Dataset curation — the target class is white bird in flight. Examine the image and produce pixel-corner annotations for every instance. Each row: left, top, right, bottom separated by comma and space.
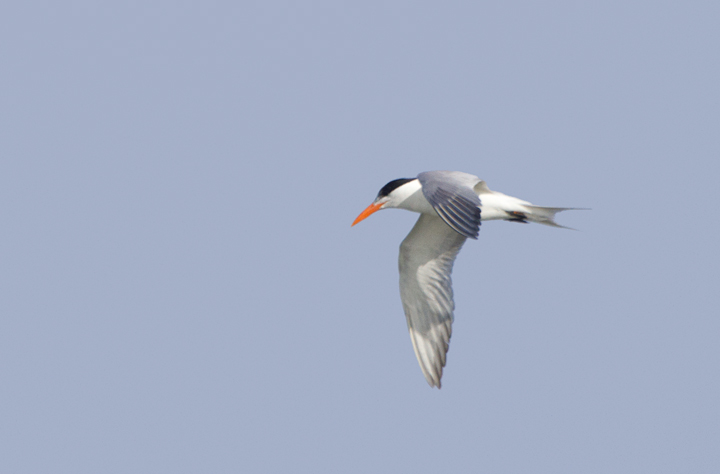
352, 170, 577, 388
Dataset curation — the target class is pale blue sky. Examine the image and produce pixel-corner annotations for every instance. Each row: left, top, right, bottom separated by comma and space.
1, 1, 719, 473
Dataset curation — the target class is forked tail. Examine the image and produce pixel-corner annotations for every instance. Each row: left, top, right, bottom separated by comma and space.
521, 205, 585, 229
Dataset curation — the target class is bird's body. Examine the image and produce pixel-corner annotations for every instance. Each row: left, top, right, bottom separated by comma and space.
353, 171, 576, 388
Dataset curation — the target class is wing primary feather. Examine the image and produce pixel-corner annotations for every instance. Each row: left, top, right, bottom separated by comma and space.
417, 171, 482, 239
442, 199, 475, 223
435, 205, 478, 239
442, 202, 477, 233
434, 207, 467, 237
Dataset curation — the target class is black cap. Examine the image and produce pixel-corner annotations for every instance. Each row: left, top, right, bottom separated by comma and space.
377, 178, 414, 198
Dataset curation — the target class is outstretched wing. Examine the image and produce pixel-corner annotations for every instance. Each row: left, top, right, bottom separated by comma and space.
399, 213, 467, 388
417, 171, 482, 239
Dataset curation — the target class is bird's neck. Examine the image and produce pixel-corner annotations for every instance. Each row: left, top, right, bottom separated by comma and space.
392, 180, 435, 214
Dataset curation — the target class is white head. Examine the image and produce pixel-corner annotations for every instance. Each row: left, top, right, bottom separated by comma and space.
352, 178, 420, 225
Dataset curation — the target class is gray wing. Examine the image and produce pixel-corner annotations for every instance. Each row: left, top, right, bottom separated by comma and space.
399, 213, 467, 388
417, 171, 482, 239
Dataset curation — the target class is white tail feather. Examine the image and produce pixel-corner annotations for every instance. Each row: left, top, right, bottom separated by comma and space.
523, 205, 584, 229
473, 181, 586, 228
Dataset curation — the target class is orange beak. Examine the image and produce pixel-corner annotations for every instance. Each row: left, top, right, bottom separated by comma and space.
352, 202, 383, 226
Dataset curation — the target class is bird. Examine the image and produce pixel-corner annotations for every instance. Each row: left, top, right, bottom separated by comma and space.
352, 170, 578, 388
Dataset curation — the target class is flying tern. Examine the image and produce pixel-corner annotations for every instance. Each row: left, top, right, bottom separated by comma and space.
352, 170, 577, 388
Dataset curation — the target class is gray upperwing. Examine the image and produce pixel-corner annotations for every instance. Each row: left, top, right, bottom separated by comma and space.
417, 171, 482, 239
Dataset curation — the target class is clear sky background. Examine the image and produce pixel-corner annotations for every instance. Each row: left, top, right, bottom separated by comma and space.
2, 1, 719, 473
